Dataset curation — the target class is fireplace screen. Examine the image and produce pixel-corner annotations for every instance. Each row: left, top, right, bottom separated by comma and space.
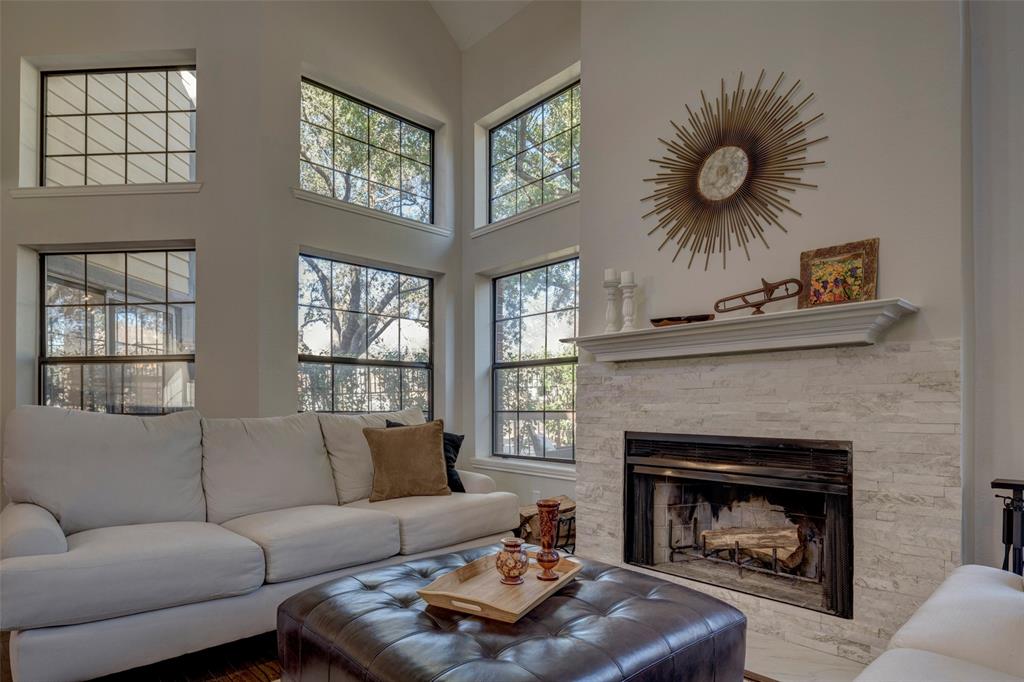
624, 432, 853, 618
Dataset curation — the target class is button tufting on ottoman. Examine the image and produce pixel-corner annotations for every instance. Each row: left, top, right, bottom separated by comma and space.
278, 545, 746, 681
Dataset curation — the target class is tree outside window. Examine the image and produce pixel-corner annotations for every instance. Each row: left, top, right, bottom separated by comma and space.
493, 258, 578, 461
297, 254, 432, 417
489, 83, 580, 222
299, 79, 433, 224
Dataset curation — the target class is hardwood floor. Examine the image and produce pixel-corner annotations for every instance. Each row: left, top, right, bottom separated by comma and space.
0, 633, 8, 682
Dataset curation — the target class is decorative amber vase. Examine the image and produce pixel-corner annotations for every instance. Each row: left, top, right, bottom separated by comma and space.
535, 498, 561, 581
495, 537, 529, 585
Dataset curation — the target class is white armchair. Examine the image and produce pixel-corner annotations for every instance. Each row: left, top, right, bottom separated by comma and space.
856, 564, 1024, 681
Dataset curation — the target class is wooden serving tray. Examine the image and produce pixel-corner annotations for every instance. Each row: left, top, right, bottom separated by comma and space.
417, 551, 583, 623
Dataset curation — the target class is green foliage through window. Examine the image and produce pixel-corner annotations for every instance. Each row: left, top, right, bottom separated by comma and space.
299, 79, 433, 224
40, 250, 197, 414
489, 82, 580, 223
297, 254, 432, 417
493, 258, 578, 460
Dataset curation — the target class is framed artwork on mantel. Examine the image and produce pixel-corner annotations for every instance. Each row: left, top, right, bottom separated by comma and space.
799, 238, 879, 308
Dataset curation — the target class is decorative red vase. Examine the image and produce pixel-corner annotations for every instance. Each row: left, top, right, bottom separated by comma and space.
495, 537, 529, 585
535, 498, 561, 581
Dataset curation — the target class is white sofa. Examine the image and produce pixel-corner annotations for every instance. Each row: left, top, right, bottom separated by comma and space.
0, 406, 519, 682
856, 564, 1024, 682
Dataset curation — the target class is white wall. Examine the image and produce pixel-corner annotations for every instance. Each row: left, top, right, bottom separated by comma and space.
579, 1, 964, 343
0, 0, 586, 509
970, 0, 1024, 568
457, 1, 581, 501
576, 0, 973, 574
0, 1, 462, 416
0, 2, 462, 496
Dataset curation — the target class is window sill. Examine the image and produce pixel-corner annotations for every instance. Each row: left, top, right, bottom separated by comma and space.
473, 456, 577, 482
292, 187, 453, 238
472, 193, 580, 239
9, 182, 203, 198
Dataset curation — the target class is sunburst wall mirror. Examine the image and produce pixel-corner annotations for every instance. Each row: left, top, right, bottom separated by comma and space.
642, 71, 827, 269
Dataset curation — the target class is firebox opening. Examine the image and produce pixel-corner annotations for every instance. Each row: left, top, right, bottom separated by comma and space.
624, 432, 853, 619
653, 480, 828, 611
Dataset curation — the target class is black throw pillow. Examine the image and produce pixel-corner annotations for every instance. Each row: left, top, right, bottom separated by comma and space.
386, 420, 466, 493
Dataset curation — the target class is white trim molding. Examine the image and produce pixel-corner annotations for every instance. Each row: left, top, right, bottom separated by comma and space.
473, 457, 577, 482
571, 298, 919, 363
472, 193, 580, 239
10, 182, 203, 199
292, 187, 453, 237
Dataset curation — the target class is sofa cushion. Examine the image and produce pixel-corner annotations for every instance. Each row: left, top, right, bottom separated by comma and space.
0, 522, 264, 630
365, 420, 450, 502
889, 564, 1024, 677
856, 648, 1024, 682
202, 412, 338, 524
346, 492, 519, 554
222, 505, 400, 583
3, 406, 204, 534
319, 408, 425, 503
387, 420, 465, 493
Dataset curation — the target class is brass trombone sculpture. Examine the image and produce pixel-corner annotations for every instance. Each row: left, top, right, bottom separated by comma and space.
713, 278, 804, 316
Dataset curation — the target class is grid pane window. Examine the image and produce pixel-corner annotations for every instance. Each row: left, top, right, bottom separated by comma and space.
297, 254, 432, 417
42, 68, 197, 186
489, 82, 580, 223
493, 258, 578, 461
40, 250, 196, 414
299, 79, 433, 225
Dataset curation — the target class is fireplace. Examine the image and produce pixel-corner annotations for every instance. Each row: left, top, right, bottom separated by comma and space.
624, 431, 853, 618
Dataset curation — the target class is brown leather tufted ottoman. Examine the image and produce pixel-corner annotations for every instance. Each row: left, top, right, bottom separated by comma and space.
277, 545, 747, 681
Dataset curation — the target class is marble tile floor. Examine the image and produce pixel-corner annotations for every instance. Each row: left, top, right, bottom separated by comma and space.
746, 630, 866, 682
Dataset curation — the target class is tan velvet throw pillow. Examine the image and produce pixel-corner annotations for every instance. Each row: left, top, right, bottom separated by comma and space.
363, 420, 451, 502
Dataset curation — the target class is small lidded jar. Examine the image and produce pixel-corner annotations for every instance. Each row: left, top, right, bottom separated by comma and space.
495, 537, 529, 585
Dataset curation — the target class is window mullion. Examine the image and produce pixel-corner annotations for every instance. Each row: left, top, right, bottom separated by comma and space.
164, 70, 170, 182
331, 91, 337, 195
123, 71, 128, 184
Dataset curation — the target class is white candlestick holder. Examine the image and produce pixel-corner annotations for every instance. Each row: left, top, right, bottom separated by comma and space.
603, 277, 621, 333
619, 281, 638, 331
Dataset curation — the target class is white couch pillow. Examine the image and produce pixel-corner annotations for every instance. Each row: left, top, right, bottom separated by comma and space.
3, 406, 205, 534
318, 408, 425, 503
202, 412, 338, 523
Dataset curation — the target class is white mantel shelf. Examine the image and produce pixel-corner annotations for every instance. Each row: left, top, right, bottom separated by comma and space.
571, 298, 918, 363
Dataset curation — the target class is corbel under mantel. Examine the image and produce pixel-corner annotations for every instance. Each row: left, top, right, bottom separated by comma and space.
569, 298, 919, 363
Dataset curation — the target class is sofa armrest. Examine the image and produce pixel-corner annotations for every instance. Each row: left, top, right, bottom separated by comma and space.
457, 469, 497, 494
0, 503, 68, 559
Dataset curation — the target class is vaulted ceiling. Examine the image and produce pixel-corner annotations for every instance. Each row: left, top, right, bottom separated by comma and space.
429, 0, 530, 51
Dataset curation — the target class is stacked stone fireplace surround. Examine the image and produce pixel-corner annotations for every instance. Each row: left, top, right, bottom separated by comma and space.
574, 339, 961, 664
